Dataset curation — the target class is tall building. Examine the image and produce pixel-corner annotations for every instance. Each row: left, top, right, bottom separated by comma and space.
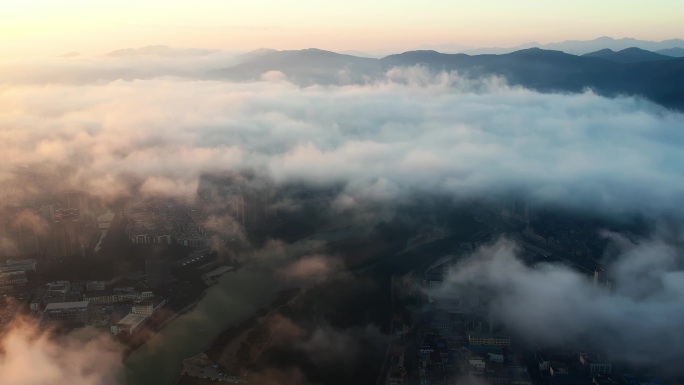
39, 205, 55, 222
592, 268, 604, 288
145, 256, 171, 289
48, 220, 83, 258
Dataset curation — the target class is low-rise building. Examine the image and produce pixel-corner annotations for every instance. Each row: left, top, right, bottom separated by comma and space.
509, 369, 533, 385
176, 233, 208, 250
488, 353, 504, 363
132, 301, 153, 316
111, 313, 147, 335
83, 290, 114, 305
468, 333, 511, 347
31, 290, 72, 311
486, 362, 510, 385
84, 290, 153, 305
86, 281, 106, 292
30, 290, 45, 311
0, 271, 27, 286
46, 281, 70, 299
0, 259, 37, 273
550, 362, 570, 376
43, 301, 90, 326
578, 353, 611, 375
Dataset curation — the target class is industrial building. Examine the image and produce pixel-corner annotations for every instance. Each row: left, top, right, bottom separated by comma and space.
111, 313, 147, 335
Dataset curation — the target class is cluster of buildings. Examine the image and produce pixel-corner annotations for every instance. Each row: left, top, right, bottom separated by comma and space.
124, 199, 210, 250
42, 301, 90, 327
29, 279, 166, 334
536, 350, 615, 385
0, 270, 28, 286
82, 285, 154, 305
473, 197, 611, 273
29, 280, 92, 327
0, 258, 35, 296
197, 175, 283, 229
0, 259, 36, 327
0, 191, 97, 260
591, 269, 614, 291
124, 182, 340, 252
411, 310, 529, 385
0, 258, 38, 273
384, 260, 532, 385
407, 300, 623, 385
401, 238, 637, 385
110, 298, 167, 336
182, 353, 247, 383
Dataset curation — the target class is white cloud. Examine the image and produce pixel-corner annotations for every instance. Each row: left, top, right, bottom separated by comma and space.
435, 234, 684, 369
1, 68, 682, 216
0, 319, 124, 385
1, 56, 683, 382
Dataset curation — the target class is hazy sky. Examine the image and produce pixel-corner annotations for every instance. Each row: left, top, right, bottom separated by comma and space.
2, 0, 683, 57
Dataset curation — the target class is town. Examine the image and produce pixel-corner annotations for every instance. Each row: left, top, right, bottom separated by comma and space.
0, 179, 668, 385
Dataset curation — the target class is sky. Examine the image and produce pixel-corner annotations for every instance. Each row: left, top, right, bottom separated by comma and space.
2, 0, 684, 57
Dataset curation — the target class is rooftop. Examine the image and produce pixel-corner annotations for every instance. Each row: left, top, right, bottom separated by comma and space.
84, 290, 111, 297
469, 333, 510, 339
117, 313, 147, 328
45, 301, 90, 310
0, 271, 26, 277
6, 259, 37, 265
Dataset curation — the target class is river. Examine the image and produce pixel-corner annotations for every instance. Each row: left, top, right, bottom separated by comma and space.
123, 226, 369, 385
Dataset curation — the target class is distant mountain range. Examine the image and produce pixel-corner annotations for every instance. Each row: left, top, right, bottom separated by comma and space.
657, 47, 684, 58
209, 47, 684, 110
449, 37, 684, 56
310, 38, 684, 58
582, 47, 674, 63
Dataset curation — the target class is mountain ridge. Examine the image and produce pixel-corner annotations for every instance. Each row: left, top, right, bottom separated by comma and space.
582, 47, 674, 63
210, 47, 684, 111
461, 37, 684, 55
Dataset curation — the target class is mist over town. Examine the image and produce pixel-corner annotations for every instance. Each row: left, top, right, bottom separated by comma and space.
1, 2, 684, 385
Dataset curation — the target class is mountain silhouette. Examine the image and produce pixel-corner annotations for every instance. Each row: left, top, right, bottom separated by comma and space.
657, 47, 684, 58
211, 48, 684, 110
210, 48, 381, 85
463, 37, 684, 55
583, 48, 674, 63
